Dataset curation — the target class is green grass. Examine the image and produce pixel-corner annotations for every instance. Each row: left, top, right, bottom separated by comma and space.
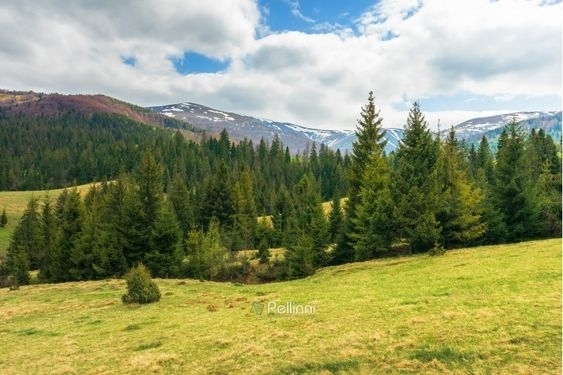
0, 238, 560, 374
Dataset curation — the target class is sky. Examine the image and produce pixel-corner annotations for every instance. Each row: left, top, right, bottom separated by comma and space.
0, 0, 561, 130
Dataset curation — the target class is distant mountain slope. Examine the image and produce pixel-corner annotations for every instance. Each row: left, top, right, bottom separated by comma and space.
0, 89, 195, 134
0, 90, 201, 190
443, 111, 562, 147
150, 102, 403, 154
152, 102, 560, 155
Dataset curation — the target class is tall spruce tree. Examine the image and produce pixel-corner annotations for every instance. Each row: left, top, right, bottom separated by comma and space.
291, 173, 329, 267
145, 202, 183, 278
6, 196, 42, 274
334, 91, 386, 264
52, 188, 84, 282
435, 128, 485, 248
135, 150, 164, 233
39, 196, 57, 282
328, 196, 344, 244
392, 102, 440, 252
472, 136, 507, 244
232, 168, 258, 250
494, 120, 541, 242
351, 151, 393, 260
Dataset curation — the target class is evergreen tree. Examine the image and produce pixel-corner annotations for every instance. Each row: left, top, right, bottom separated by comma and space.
335, 91, 386, 264
232, 168, 257, 250
52, 188, 84, 282
494, 120, 541, 242
435, 128, 485, 248
271, 185, 294, 248
392, 102, 441, 252
135, 150, 164, 233
285, 232, 316, 279
39, 196, 57, 282
291, 173, 329, 267
144, 202, 183, 278
351, 152, 393, 260
183, 219, 228, 280
5, 244, 30, 287
472, 136, 507, 244
328, 196, 344, 243
169, 173, 194, 236
6, 196, 42, 272
257, 236, 270, 264
0, 208, 7, 227
536, 159, 562, 237
200, 161, 234, 230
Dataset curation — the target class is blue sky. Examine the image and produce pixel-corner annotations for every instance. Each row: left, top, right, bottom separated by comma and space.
0, 0, 561, 130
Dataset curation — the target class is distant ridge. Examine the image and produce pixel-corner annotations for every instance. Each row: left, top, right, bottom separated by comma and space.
151, 101, 561, 154
150, 101, 404, 154
0, 89, 194, 133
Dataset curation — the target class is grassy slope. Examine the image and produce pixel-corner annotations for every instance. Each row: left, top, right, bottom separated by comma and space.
0, 183, 97, 254
0, 239, 560, 374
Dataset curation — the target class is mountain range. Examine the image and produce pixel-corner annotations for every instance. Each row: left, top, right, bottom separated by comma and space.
1, 89, 560, 154
151, 102, 561, 154
150, 102, 406, 154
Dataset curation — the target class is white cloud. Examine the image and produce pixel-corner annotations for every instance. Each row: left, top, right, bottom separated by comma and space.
286, 0, 316, 24
0, 0, 560, 131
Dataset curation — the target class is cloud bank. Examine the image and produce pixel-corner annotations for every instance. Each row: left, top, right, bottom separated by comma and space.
0, 0, 560, 129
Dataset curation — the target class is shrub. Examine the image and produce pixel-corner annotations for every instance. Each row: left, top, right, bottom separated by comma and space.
429, 242, 446, 256
121, 264, 161, 304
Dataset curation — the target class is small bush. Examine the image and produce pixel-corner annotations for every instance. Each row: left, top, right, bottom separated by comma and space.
121, 264, 161, 304
429, 242, 446, 256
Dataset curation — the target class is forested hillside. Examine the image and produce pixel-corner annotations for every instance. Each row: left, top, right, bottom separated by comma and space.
0, 92, 560, 287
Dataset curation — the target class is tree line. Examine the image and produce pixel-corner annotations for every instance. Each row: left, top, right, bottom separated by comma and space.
0, 93, 560, 285
334, 92, 561, 264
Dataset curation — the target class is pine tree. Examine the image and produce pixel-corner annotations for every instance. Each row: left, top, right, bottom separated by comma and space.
435, 128, 485, 248
200, 161, 234, 230
6, 196, 42, 274
328, 196, 344, 243
144, 202, 183, 278
38, 196, 57, 281
392, 102, 441, 252
232, 168, 257, 250
271, 185, 294, 248
0, 208, 7, 228
334, 91, 386, 264
52, 188, 84, 282
169, 173, 194, 236
291, 173, 329, 267
471, 136, 507, 244
257, 236, 270, 264
135, 150, 163, 233
494, 120, 541, 242
351, 151, 393, 260
536, 159, 562, 237
285, 232, 316, 279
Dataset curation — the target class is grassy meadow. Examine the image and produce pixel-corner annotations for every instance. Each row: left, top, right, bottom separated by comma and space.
0, 238, 560, 374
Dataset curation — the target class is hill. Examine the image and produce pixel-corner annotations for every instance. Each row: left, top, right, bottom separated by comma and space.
0, 90, 204, 191
0, 90, 192, 131
0, 239, 560, 374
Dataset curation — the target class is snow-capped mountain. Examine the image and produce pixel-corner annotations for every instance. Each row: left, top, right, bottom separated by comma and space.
150, 102, 402, 154
150, 102, 561, 154
443, 111, 562, 145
